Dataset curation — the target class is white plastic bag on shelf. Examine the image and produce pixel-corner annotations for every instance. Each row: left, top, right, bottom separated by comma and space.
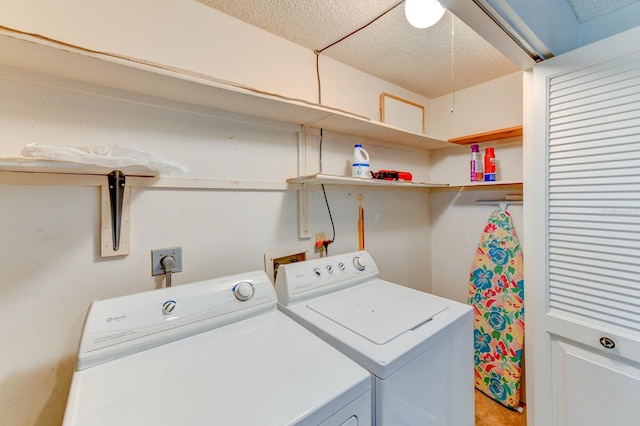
21, 143, 192, 175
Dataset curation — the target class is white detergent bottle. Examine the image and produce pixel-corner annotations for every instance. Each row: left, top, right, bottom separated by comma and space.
352, 144, 370, 178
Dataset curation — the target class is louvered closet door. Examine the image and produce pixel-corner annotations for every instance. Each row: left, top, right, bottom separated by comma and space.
532, 27, 640, 426
548, 52, 640, 336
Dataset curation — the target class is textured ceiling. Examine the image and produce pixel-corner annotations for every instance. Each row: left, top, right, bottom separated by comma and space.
567, 0, 640, 22
197, 0, 519, 99
195, 1, 640, 98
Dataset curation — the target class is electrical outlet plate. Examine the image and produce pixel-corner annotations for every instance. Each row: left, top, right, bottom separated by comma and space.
264, 247, 308, 284
315, 232, 326, 253
151, 247, 183, 276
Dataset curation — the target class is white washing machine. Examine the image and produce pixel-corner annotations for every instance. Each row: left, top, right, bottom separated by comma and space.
63, 270, 372, 426
275, 251, 474, 425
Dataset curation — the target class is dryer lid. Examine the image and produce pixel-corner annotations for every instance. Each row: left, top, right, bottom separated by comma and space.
306, 280, 448, 345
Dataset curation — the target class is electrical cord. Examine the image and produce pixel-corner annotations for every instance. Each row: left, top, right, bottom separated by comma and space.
314, 0, 405, 104
319, 128, 324, 172
160, 255, 175, 287
322, 183, 336, 256
313, 1, 405, 253
319, 128, 335, 255
315, 53, 322, 105
450, 14, 456, 114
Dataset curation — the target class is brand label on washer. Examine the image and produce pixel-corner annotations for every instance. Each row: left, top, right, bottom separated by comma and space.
106, 315, 127, 323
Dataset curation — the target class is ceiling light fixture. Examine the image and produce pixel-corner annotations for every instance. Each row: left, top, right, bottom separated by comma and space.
405, 0, 446, 29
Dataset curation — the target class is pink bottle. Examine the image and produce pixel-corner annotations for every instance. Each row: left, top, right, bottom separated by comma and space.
470, 144, 483, 182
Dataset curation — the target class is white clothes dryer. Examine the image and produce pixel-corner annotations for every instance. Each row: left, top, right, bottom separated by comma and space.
63, 270, 372, 426
275, 251, 473, 426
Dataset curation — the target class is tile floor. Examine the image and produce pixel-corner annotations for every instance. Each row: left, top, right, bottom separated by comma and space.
475, 390, 526, 426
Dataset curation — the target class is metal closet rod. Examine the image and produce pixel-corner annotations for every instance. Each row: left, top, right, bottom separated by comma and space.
476, 200, 523, 210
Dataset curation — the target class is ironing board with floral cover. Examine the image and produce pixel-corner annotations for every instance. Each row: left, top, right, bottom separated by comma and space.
468, 209, 524, 409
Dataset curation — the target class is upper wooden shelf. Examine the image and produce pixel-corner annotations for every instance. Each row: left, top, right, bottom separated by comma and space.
0, 28, 451, 151
448, 126, 523, 145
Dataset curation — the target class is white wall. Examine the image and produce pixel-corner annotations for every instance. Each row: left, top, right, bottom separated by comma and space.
0, 1, 435, 425
428, 72, 525, 402
428, 72, 523, 304
430, 72, 523, 140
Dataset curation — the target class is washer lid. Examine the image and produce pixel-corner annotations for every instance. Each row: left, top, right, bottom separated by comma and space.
306, 281, 448, 345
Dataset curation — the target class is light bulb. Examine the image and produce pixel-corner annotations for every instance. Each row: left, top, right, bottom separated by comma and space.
405, 0, 446, 29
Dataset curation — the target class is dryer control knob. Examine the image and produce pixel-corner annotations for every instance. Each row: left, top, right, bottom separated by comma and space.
233, 281, 255, 301
162, 300, 177, 315
353, 256, 365, 271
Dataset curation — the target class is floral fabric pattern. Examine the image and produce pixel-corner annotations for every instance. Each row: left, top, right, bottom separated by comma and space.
469, 209, 524, 409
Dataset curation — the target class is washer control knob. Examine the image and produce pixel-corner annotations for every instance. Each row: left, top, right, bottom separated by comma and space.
338, 262, 346, 271
233, 281, 255, 301
162, 300, 177, 315
353, 256, 365, 271
313, 267, 322, 277
326, 265, 334, 274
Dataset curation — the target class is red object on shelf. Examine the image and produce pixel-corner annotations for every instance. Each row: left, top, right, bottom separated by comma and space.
371, 170, 413, 181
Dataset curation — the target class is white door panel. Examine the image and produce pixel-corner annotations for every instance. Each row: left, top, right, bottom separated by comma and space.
551, 336, 640, 426
546, 314, 640, 365
531, 25, 640, 426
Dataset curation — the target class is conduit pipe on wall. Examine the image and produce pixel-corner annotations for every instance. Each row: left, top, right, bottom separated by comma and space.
296, 114, 334, 239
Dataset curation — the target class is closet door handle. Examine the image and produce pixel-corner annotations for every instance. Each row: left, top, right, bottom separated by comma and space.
599, 337, 616, 349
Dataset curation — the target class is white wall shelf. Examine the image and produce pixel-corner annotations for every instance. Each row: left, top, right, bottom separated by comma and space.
0, 30, 524, 193
287, 173, 449, 189
0, 29, 451, 151
286, 174, 522, 192
0, 28, 522, 246
438, 180, 523, 191
0, 170, 297, 191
